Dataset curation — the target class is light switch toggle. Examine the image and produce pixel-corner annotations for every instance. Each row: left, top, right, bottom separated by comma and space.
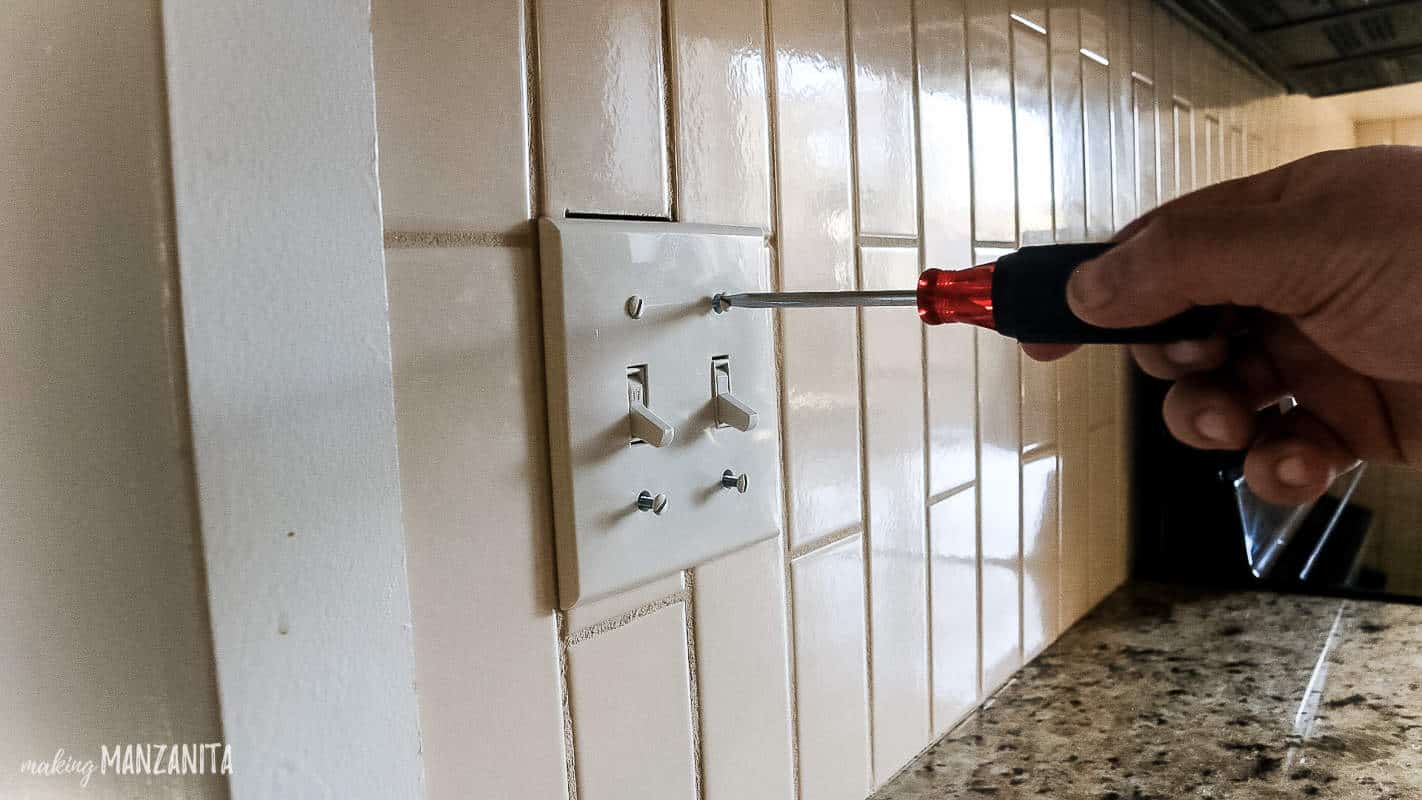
628, 366, 674, 447
712, 356, 757, 432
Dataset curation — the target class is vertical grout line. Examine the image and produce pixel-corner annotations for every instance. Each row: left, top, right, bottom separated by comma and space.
1007, 10, 1027, 677
842, 0, 876, 782
760, 2, 802, 797
907, 0, 935, 739
524, 0, 545, 219
556, 611, 580, 800
660, 0, 680, 221
960, 0, 984, 710
683, 569, 706, 800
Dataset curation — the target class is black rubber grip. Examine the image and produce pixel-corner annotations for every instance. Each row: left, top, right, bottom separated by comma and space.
990, 243, 1220, 344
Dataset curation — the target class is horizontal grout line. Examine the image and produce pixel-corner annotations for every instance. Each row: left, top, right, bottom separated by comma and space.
859, 234, 919, 249
384, 230, 533, 249
1079, 47, 1109, 67
564, 588, 689, 646
973, 240, 1017, 250
788, 526, 862, 563
1131, 71, 1154, 86
1009, 13, 1047, 36
927, 480, 976, 508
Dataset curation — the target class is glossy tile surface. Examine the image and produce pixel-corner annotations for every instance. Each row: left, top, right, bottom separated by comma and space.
567, 605, 697, 800
976, 328, 1021, 691
1021, 351, 1057, 454
771, 0, 863, 549
373, 0, 530, 234
929, 487, 979, 735
1152, 7, 1176, 202
1012, 19, 1052, 246
1049, 1, 1086, 243
1020, 451, 1059, 656
966, 0, 1016, 243
536, 0, 669, 217
861, 247, 930, 782
792, 536, 873, 800
387, 247, 566, 800
1082, 57, 1113, 239
851, 0, 918, 236
1088, 422, 1123, 604
670, 0, 772, 227
1056, 350, 1092, 628
1107, 0, 1136, 228
694, 539, 796, 800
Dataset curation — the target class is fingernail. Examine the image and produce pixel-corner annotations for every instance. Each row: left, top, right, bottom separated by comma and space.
1194, 410, 1230, 443
1165, 340, 1208, 365
1276, 455, 1312, 487
1069, 261, 1116, 309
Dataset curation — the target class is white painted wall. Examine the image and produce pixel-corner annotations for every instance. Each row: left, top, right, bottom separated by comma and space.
0, 2, 227, 797
161, 2, 426, 798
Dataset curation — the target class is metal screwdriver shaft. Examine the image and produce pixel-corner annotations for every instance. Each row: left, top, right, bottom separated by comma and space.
712, 290, 917, 313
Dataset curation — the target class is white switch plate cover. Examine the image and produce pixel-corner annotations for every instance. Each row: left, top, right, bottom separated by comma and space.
539, 218, 782, 608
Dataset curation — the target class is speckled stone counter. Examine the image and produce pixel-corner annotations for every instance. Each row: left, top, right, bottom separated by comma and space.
874, 584, 1422, 800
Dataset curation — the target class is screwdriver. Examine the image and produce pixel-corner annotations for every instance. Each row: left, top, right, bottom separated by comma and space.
713, 242, 1218, 344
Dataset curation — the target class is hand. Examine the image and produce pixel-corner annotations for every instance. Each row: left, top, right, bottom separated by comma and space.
1024, 146, 1422, 505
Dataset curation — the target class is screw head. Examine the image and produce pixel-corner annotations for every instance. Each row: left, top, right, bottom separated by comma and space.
625, 295, 645, 319
637, 490, 669, 514
721, 469, 749, 494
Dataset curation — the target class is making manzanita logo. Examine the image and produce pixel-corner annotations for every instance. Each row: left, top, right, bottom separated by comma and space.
20, 743, 231, 788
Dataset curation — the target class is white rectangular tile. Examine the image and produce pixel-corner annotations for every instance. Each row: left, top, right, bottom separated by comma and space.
694, 539, 795, 800
1022, 352, 1057, 453
1013, 19, 1052, 246
1134, 75, 1159, 213
861, 247, 930, 782
1021, 451, 1060, 656
1049, 1, 1086, 243
1080, 0, 1107, 56
1088, 345, 1121, 428
966, 0, 1016, 243
568, 605, 697, 800
1107, 0, 1136, 228
930, 488, 980, 735
1082, 56, 1113, 240
1088, 423, 1124, 605
791, 536, 872, 800
670, 0, 773, 228
536, 0, 669, 217
1057, 350, 1092, 627
387, 246, 566, 800
851, 0, 918, 236
1153, 7, 1176, 202
373, 0, 530, 234
976, 330, 1021, 692
771, 0, 863, 549
918, 0, 977, 497
566, 572, 685, 634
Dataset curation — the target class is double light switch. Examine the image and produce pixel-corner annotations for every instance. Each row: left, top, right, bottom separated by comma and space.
539, 218, 781, 608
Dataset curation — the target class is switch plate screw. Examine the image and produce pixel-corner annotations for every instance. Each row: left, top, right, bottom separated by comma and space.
720, 470, 749, 494
636, 490, 668, 514
625, 295, 645, 319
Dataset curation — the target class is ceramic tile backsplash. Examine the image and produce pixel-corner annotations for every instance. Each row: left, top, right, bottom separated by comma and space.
372, 1, 1355, 797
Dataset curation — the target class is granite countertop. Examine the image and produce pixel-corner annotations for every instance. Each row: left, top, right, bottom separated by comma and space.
875, 583, 1422, 799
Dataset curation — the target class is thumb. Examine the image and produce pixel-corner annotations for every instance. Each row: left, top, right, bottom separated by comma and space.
1066, 203, 1324, 329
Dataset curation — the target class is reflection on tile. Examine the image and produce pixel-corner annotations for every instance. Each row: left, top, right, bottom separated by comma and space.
1057, 350, 1092, 627
1083, 57, 1113, 240
861, 247, 930, 781
977, 330, 1021, 692
966, 0, 1016, 243
1022, 451, 1060, 656
670, 0, 772, 228
567, 606, 697, 800
387, 247, 566, 800
536, 0, 669, 217
1012, 20, 1052, 246
791, 536, 872, 800
851, 0, 918, 236
930, 488, 979, 735
373, 0, 531, 233
694, 539, 795, 800
771, 0, 862, 549
565, 572, 684, 634
1049, 2, 1086, 243
1021, 351, 1056, 453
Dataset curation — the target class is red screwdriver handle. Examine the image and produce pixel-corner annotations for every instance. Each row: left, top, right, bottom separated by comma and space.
917, 243, 1220, 344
